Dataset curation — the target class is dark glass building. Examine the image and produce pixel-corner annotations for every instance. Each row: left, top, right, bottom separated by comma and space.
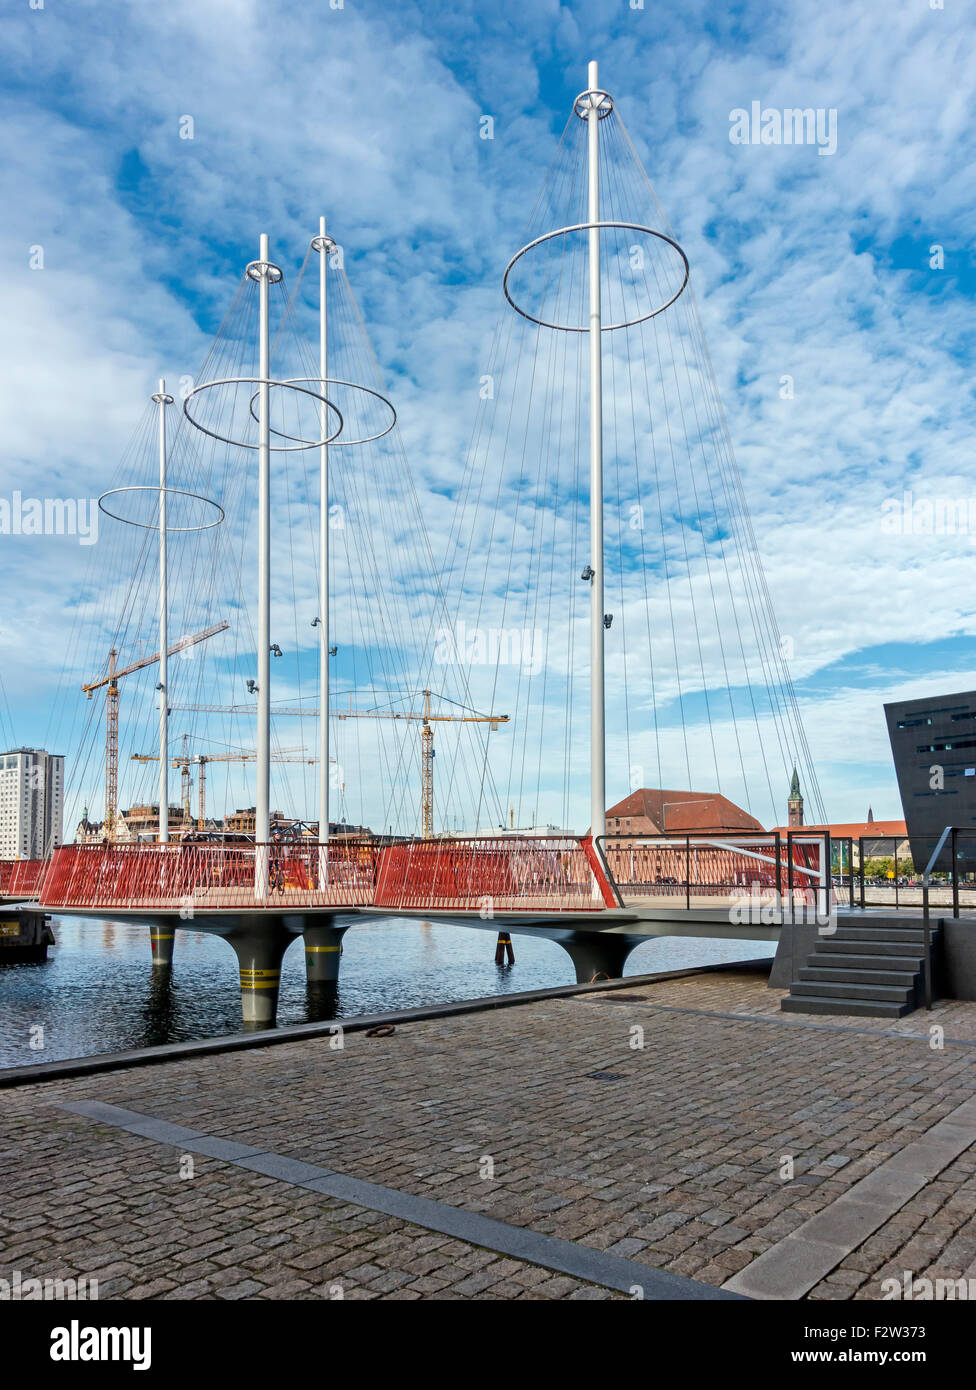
885, 690, 976, 870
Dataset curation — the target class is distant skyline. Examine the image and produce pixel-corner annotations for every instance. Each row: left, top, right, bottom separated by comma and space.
3, 0, 975, 830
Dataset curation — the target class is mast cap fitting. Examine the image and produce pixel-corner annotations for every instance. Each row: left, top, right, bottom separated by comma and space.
573, 87, 614, 119
245, 259, 283, 283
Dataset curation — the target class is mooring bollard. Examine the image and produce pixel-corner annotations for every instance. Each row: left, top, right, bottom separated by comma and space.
494, 931, 514, 965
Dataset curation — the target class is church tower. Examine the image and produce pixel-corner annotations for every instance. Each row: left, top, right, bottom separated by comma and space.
788, 767, 804, 828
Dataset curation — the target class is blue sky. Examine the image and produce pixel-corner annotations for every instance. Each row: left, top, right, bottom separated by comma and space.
2, 0, 975, 834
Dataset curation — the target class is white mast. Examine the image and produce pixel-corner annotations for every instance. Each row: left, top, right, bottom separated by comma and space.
312, 217, 333, 887
152, 378, 173, 844
255, 232, 272, 894
586, 59, 606, 852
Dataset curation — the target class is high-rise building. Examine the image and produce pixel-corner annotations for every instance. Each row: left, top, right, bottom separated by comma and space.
0, 748, 64, 859
885, 689, 976, 870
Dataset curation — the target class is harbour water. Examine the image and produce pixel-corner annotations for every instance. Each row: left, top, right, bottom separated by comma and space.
0, 916, 772, 1068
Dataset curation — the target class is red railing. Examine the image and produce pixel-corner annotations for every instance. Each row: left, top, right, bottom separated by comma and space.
39, 840, 380, 911
373, 835, 614, 912
0, 858, 46, 900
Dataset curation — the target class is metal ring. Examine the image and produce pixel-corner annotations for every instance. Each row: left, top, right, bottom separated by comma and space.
246, 378, 396, 447
97, 486, 225, 532
245, 260, 283, 283
182, 377, 344, 452
503, 221, 690, 332
573, 87, 614, 119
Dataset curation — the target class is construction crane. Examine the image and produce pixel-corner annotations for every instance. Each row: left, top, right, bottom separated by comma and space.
335, 690, 508, 839
82, 621, 229, 840
169, 703, 319, 716
132, 746, 314, 830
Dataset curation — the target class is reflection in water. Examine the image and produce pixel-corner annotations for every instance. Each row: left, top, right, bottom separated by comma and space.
138, 967, 177, 1049
305, 981, 341, 1024
0, 915, 771, 1068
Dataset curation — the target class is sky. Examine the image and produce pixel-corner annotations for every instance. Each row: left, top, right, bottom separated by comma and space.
2, 0, 975, 835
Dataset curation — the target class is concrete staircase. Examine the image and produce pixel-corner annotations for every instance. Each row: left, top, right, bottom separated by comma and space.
781, 915, 938, 1019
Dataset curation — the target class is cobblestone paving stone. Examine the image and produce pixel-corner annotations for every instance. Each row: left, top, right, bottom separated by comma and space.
3, 970, 975, 1300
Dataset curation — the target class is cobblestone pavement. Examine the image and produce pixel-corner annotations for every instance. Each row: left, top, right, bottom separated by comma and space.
3, 970, 976, 1299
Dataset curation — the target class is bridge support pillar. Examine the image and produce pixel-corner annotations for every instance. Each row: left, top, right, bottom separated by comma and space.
560, 933, 636, 985
150, 928, 175, 969
303, 924, 348, 984
228, 924, 291, 1030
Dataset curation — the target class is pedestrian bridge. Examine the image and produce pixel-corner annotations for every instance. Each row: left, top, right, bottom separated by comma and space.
1, 833, 839, 1028
31, 831, 828, 916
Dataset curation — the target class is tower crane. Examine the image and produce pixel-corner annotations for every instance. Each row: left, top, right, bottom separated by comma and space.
335, 690, 508, 839
131, 746, 315, 830
82, 621, 229, 840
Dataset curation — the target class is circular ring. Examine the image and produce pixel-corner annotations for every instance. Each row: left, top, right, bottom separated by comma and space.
246, 378, 396, 447
182, 377, 344, 452
311, 235, 337, 254
365, 1024, 396, 1038
573, 87, 614, 119
151, 391, 174, 405
97, 486, 225, 532
245, 260, 283, 283
503, 221, 690, 332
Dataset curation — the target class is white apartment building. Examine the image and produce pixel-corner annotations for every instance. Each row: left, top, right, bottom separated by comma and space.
0, 748, 64, 859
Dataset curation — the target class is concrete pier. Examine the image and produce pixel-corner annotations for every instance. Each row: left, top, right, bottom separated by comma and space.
149, 927, 175, 969
558, 931, 638, 983
227, 923, 293, 1029
302, 924, 347, 984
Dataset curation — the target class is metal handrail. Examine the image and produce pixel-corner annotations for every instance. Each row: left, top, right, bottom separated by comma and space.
921, 825, 954, 1011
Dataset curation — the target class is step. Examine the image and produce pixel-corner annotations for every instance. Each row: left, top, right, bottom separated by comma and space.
831, 926, 927, 943
803, 952, 922, 974
781, 993, 911, 1019
839, 915, 926, 928
818, 937, 929, 958
791, 980, 913, 1004
798, 965, 919, 989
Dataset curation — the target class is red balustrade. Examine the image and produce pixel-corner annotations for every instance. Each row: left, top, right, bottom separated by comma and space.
39, 840, 380, 911
0, 858, 46, 900
373, 835, 614, 912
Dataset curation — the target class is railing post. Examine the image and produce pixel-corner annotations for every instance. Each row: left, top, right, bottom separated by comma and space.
775, 831, 782, 914
823, 831, 831, 919
685, 835, 690, 911
859, 837, 865, 910
923, 878, 932, 1011
951, 827, 959, 918
787, 831, 794, 917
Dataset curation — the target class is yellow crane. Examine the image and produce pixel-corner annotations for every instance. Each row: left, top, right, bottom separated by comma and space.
131, 746, 314, 830
335, 690, 508, 839
82, 621, 229, 840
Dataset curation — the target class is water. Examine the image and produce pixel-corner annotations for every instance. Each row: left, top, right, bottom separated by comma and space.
0, 916, 772, 1068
